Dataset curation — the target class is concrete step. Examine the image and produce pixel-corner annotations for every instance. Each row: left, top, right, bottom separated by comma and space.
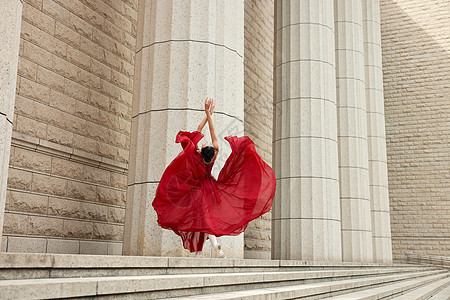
0, 269, 444, 299
168, 270, 447, 300
0, 253, 423, 280
326, 271, 449, 299
392, 275, 450, 300
428, 281, 450, 300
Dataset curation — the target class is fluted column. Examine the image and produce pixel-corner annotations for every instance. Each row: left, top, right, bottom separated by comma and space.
272, 0, 342, 261
0, 0, 22, 249
123, 0, 244, 257
362, 0, 392, 263
335, 0, 373, 262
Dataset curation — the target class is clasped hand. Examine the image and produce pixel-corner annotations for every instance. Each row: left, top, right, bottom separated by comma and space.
204, 97, 215, 115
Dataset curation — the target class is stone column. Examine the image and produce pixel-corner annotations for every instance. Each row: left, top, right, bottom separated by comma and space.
123, 0, 244, 257
335, 0, 374, 262
362, 0, 392, 263
272, 0, 342, 261
0, 0, 22, 250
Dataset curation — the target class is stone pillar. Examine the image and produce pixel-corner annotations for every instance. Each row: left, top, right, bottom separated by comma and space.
123, 0, 244, 257
0, 0, 22, 250
335, 0, 374, 262
272, 0, 342, 261
362, 0, 392, 263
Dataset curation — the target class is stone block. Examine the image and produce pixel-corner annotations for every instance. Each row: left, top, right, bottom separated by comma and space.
74, 100, 100, 124
5, 190, 48, 214
71, 134, 98, 156
1, 236, 7, 252
7, 236, 47, 253
52, 55, 78, 83
76, 67, 101, 90
110, 172, 127, 189
47, 0, 94, 39
90, 57, 112, 81
88, 89, 111, 111
79, 240, 108, 255
124, 31, 135, 49
48, 197, 109, 222
66, 181, 96, 202
32, 101, 64, 129
111, 69, 130, 91
49, 89, 75, 114
100, 79, 123, 102
31, 173, 67, 197
107, 242, 123, 255
63, 219, 93, 239
18, 77, 50, 104
15, 114, 47, 140
22, 41, 53, 69
7, 168, 32, 191
117, 117, 131, 134
244, 250, 271, 260
36, 66, 65, 93
17, 58, 37, 81
93, 223, 123, 241
97, 111, 119, 134
26, 215, 64, 237
108, 130, 128, 149
20, 20, 67, 58
10, 147, 52, 173
119, 59, 134, 78
22, 2, 55, 35
107, 206, 125, 223
24, 0, 43, 10
46, 125, 74, 147
82, 165, 111, 186
47, 238, 80, 254
65, 79, 89, 103
66, 46, 91, 71
97, 186, 124, 206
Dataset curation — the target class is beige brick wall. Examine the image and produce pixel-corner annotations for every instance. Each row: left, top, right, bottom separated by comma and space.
380, 0, 450, 262
243, 0, 274, 259
3, 0, 137, 254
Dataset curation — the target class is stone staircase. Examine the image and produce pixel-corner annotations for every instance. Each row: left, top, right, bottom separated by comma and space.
0, 253, 448, 299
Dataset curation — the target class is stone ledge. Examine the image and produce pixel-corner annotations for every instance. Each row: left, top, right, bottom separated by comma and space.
0, 268, 444, 299
174, 271, 449, 300
11, 132, 128, 173
0, 252, 417, 269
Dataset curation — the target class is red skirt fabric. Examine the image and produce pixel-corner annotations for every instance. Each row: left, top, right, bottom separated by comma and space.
152, 130, 276, 252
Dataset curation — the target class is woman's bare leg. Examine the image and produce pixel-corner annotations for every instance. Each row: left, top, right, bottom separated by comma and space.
207, 234, 218, 249
207, 234, 226, 258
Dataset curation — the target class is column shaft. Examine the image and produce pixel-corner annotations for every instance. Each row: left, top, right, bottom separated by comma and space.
0, 0, 22, 249
362, 0, 393, 263
335, 0, 373, 262
123, 0, 244, 257
273, 0, 342, 261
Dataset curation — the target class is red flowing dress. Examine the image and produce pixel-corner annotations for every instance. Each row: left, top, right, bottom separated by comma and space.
152, 130, 276, 252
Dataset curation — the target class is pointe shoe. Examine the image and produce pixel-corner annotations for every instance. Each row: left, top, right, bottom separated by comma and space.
214, 244, 226, 259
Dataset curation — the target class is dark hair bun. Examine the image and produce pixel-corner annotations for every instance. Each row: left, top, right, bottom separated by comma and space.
201, 146, 215, 163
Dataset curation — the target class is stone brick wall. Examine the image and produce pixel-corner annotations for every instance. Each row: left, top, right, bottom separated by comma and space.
2, 0, 137, 254
243, 0, 274, 259
380, 0, 450, 262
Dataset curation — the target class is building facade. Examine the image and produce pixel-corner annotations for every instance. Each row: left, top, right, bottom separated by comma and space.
0, 0, 448, 262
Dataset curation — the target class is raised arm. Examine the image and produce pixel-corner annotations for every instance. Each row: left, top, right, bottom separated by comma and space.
196, 116, 208, 132
205, 98, 219, 152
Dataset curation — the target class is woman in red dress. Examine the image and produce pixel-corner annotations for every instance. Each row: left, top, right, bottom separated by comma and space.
152, 98, 276, 258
